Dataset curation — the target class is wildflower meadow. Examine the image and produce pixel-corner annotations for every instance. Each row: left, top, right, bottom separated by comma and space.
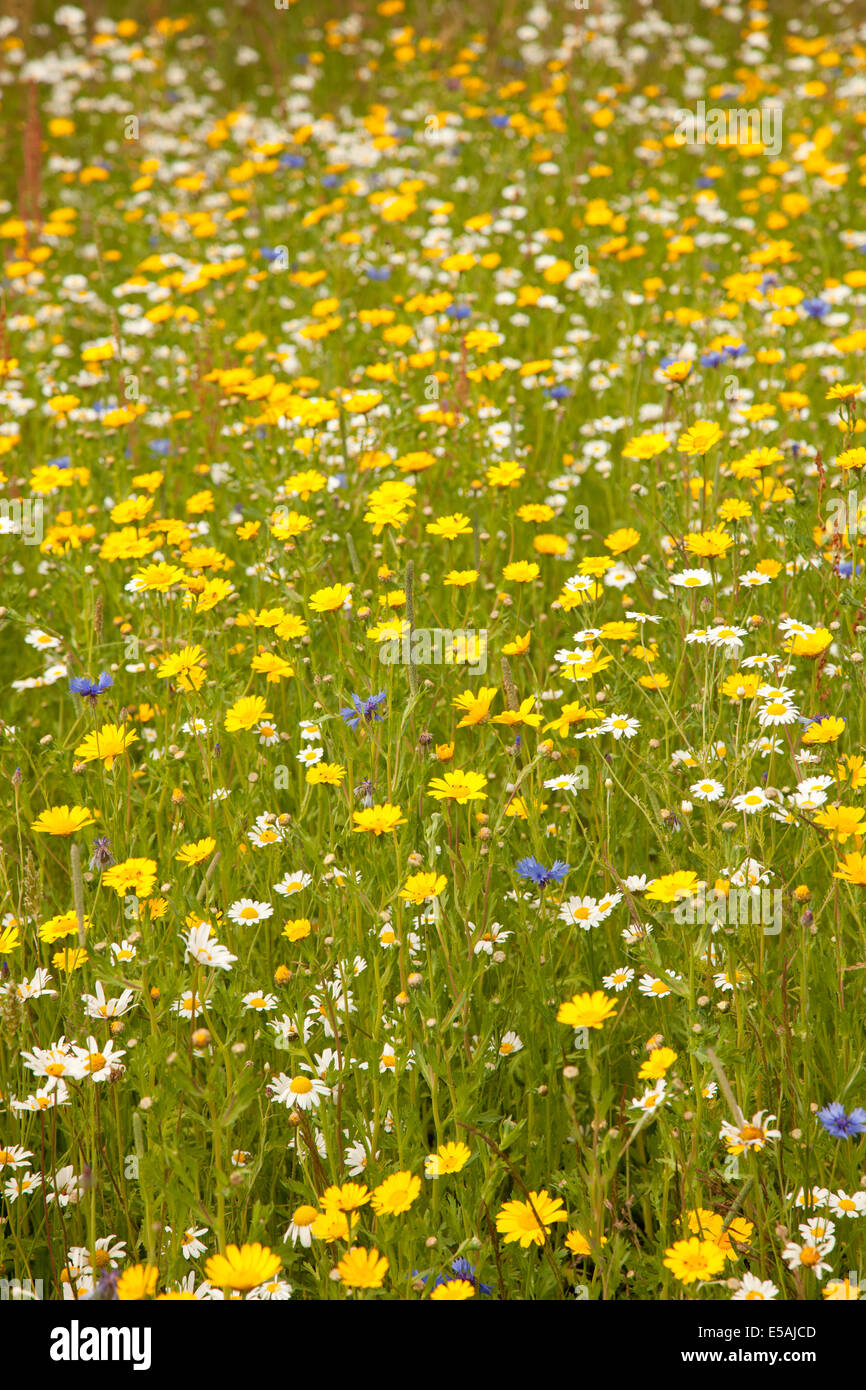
2, 0, 866, 1320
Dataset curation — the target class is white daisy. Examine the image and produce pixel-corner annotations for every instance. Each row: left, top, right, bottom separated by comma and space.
227, 898, 273, 925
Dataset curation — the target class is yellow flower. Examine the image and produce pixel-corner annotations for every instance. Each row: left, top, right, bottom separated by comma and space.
557, 991, 617, 1030
399, 872, 447, 905
48, 394, 81, 414
837, 755, 866, 790
645, 870, 699, 903
662, 360, 693, 383
103, 858, 158, 898
306, 762, 347, 786
426, 513, 473, 539
622, 431, 669, 459
686, 1208, 753, 1258
130, 561, 186, 592
205, 1243, 282, 1291
824, 1277, 862, 1301
225, 695, 272, 732
788, 629, 833, 659
428, 769, 488, 804
684, 528, 733, 558
720, 673, 761, 700
282, 918, 312, 942
604, 527, 640, 554
157, 644, 207, 689
308, 583, 352, 613
336, 1246, 389, 1289
486, 459, 525, 488
559, 647, 612, 679
814, 805, 865, 845
371, 1170, 421, 1215
250, 651, 295, 683
52, 947, 88, 973
663, 1237, 727, 1284
424, 1141, 471, 1178
284, 469, 327, 500
544, 702, 603, 736
502, 631, 532, 656
502, 560, 540, 583
826, 381, 863, 402
116, 1264, 159, 1300
495, 1190, 568, 1247
638, 1046, 678, 1079
352, 803, 407, 835
677, 420, 724, 456
802, 715, 845, 746
38, 910, 86, 944
833, 852, 866, 884
430, 1279, 475, 1300
312, 1205, 359, 1242
452, 686, 497, 727
0, 924, 21, 954
320, 1182, 371, 1212
492, 696, 542, 729
73, 723, 138, 771
565, 1229, 608, 1257
31, 805, 95, 836
175, 837, 216, 866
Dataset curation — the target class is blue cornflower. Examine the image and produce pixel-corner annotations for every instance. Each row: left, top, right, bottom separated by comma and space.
447, 304, 471, 320
80, 1269, 119, 1301
544, 385, 571, 400
515, 856, 570, 886
802, 297, 830, 319
279, 153, 305, 169
817, 1102, 866, 1138
700, 352, 724, 369
339, 691, 388, 731
414, 1258, 492, 1295
354, 778, 375, 808
69, 671, 113, 704
364, 265, 391, 281
440, 1258, 492, 1295
89, 836, 116, 873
